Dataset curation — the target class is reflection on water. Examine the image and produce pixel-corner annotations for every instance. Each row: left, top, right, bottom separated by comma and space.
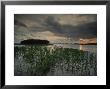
53, 44, 97, 53
80, 45, 83, 50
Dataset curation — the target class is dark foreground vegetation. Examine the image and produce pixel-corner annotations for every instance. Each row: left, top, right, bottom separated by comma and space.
14, 45, 97, 76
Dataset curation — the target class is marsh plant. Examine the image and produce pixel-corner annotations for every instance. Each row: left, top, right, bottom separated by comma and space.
14, 45, 97, 76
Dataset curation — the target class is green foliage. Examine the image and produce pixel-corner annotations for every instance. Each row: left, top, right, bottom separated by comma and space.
14, 45, 97, 76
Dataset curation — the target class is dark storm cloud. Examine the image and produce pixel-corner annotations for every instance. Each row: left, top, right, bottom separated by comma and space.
44, 15, 97, 38
14, 14, 97, 43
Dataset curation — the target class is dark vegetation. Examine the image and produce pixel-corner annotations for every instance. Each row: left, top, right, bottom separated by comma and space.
20, 39, 49, 45
14, 45, 97, 76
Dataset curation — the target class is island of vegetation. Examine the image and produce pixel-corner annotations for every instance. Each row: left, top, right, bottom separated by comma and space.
20, 39, 50, 45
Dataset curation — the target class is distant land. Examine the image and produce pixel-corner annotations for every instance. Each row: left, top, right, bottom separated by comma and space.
21, 39, 50, 45
14, 39, 97, 45
14, 39, 50, 45
74, 43, 97, 45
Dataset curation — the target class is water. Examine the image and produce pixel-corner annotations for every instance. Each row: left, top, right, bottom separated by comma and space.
53, 44, 97, 53
15, 44, 97, 53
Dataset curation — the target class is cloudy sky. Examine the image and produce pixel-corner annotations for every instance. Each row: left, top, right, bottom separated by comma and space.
14, 14, 97, 43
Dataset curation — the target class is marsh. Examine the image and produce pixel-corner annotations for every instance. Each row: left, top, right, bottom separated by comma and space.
14, 14, 97, 76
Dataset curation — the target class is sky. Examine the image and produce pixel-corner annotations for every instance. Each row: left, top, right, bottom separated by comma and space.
14, 14, 97, 43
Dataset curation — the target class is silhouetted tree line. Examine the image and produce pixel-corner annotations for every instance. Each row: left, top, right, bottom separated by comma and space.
21, 39, 49, 45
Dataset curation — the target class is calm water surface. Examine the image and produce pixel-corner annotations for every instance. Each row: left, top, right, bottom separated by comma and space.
53, 44, 97, 53
15, 44, 97, 53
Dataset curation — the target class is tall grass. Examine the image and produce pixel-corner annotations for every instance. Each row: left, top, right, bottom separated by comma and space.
14, 45, 97, 76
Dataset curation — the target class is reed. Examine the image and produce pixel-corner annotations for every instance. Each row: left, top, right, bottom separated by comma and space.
14, 45, 97, 76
